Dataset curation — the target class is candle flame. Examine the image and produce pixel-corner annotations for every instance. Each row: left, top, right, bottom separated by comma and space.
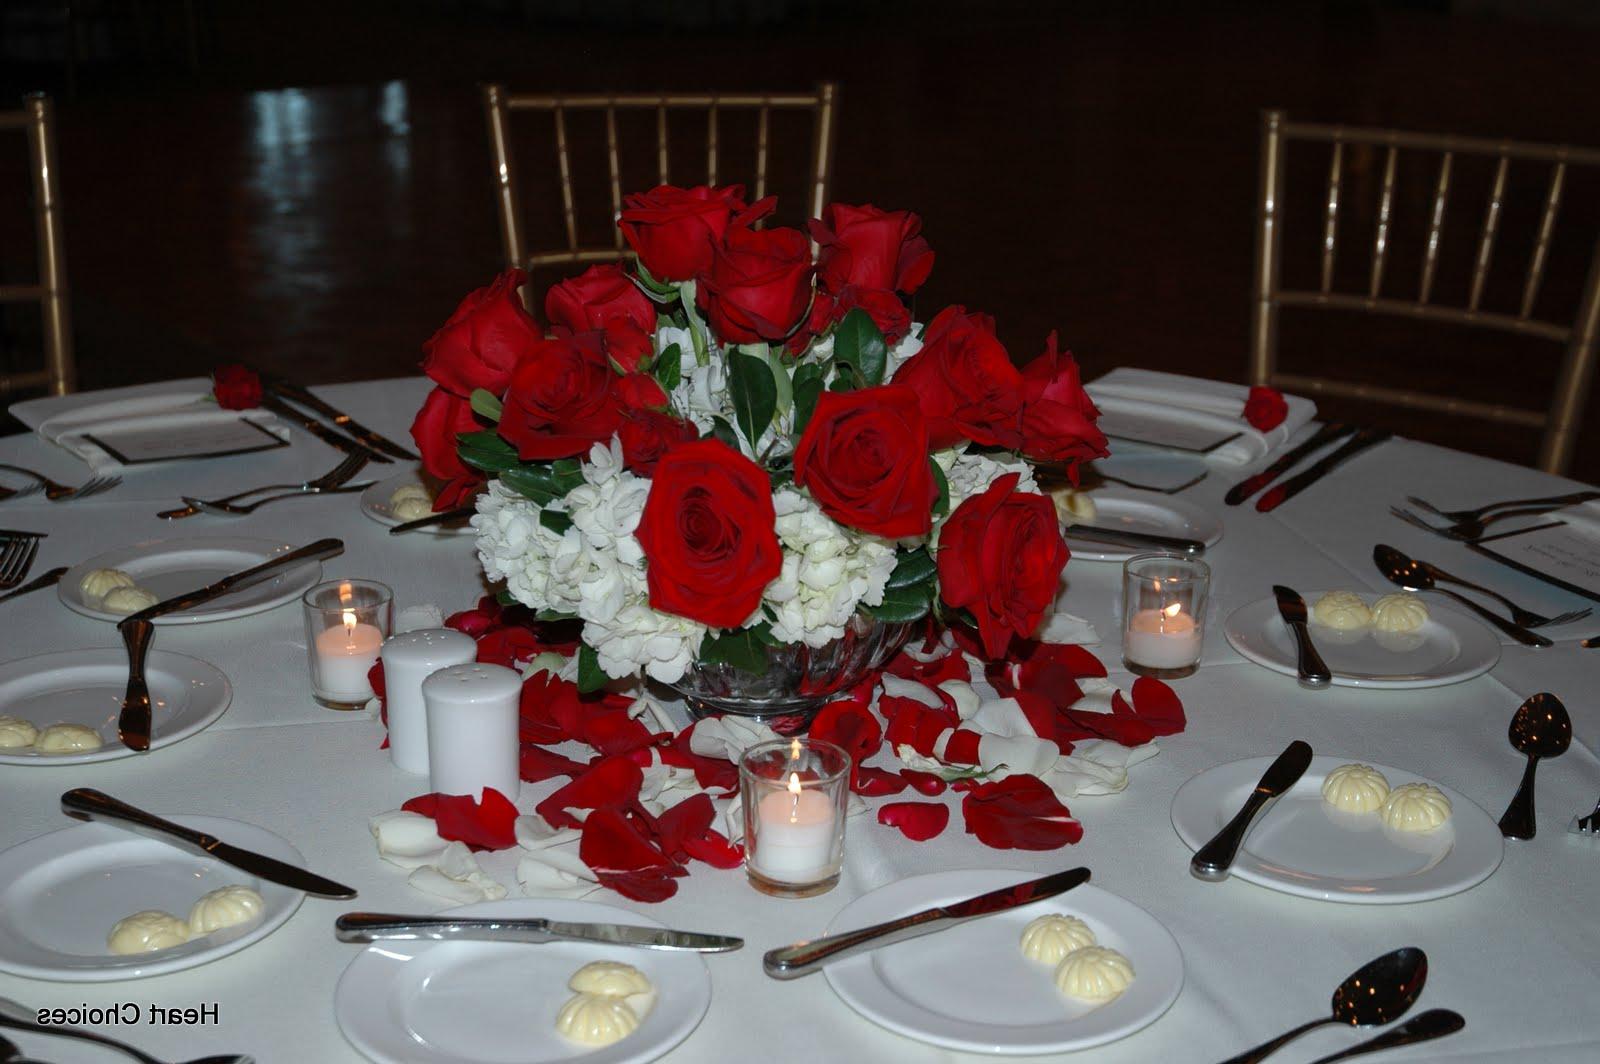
787, 772, 802, 795
342, 609, 358, 635
1163, 602, 1182, 618
787, 772, 802, 824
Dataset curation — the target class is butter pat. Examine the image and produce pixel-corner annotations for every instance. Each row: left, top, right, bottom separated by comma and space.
108, 911, 190, 955
1050, 486, 1097, 526
0, 716, 38, 748
34, 723, 103, 754
1322, 763, 1391, 813
391, 483, 434, 521
187, 885, 266, 934
554, 993, 638, 1046
79, 567, 136, 602
1381, 782, 1451, 832
1020, 914, 1096, 965
1311, 591, 1371, 631
101, 586, 159, 615
1054, 945, 1135, 1002
569, 961, 652, 998
1371, 593, 1428, 633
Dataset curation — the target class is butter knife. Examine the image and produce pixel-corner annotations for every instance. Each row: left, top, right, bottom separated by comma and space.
389, 506, 474, 535
335, 913, 741, 952
259, 394, 391, 463
265, 377, 419, 462
763, 866, 1091, 979
1255, 428, 1392, 513
1273, 584, 1333, 688
1224, 422, 1355, 506
0, 566, 66, 604
1305, 1008, 1465, 1064
1190, 741, 1313, 882
61, 789, 356, 898
116, 537, 343, 751
1065, 525, 1207, 554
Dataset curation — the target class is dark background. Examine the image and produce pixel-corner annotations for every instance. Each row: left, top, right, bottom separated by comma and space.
4, 0, 1600, 478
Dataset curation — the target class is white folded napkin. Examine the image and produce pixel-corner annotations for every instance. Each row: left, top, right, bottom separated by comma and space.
1086, 368, 1316, 466
28, 385, 287, 473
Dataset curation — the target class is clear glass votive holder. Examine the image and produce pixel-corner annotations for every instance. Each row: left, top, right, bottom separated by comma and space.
1122, 553, 1209, 679
302, 579, 393, 710
739, 738, 850, 899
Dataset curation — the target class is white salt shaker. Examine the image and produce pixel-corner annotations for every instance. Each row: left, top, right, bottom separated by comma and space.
380, 628, 478, 775
423, 662, 522, 799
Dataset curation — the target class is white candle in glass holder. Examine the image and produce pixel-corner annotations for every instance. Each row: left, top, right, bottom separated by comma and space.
314, 608, 385, 701
751, 772, 838, 883
380, 628, 478, 775
1125, 602, 1201, 669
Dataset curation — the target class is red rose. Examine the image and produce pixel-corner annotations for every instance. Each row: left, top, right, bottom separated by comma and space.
1243, 386, 1288, 431
810, 203, 934, 295
937, 472, 1069, 659
601, 320, 654, 374
636, 439, 782, 628
836, 286, 911, 344
618, 409, 697, 476
410, 386, 480, 480
212, 364, 262, 410
1017, 333, 1108, 467
544, 263, 655, 337
785, 288, 840, 355
497, 333, 622, 461
892, 305, 1023, 450
615, 373, 668, 412
793, 385, 936, 538
619, 184, 771, 282
696, 225, 816, 344
421, 269, 541, 397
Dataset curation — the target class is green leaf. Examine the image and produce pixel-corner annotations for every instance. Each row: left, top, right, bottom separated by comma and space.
930, 459, 950, 516
539, 509, 573, 535
728, 348, 777, 447
577, 643, 607, 693
536, 608, 577, 621
499, 462, 585, 505
763, 346, 793, 418
832, 307, 889, 386
633, 261, 679, 298
885, 547, 937, 591
696, 628, 771, 675
457, 430, 521, 474
863, 582, 933, 624
709, 415, 740, 453
495, 588, 518, 606
653, 342, 682, 391
469, 389, 503, 423
791, 363, 827, 435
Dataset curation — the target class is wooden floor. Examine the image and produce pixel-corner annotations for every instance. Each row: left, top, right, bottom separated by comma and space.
4, 0, 1600, 480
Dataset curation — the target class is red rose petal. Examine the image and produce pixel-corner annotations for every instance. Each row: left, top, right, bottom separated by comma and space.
900, 769, 948, 796
878, 801, 950, 841
880, 696, 957, 758
852, 764, 911, 797
661, 723, 740, 793
652, 794, 744, 868
579, 807, 684, 903
401, 788, 520, 851
519, 744, 588, 783
961, 775, 1083, 850
1130, 676, 1186, 736
535, 756, 644, 829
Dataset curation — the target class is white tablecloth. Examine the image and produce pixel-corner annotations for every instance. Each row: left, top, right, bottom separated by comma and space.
2, 378, 1598, 1064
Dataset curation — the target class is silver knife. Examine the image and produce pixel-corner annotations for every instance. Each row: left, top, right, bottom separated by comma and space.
1066, 525, 1206, 554
259, 394, 392, 463
763, 866, 1091, 979
1273, 584, 1332, 688
116, 537, 344, 751
1190, 740, 1313, 882
265, 377, 419, 462
389, 506, 474, 535
1255, 428, 1392, 513
0, 566, 66, 604
61, 789, 357, 898
334, 912, 741, 952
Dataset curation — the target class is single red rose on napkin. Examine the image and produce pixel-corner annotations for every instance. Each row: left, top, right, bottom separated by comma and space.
620, 184, 769, 282
579, 807, 686, 902
892, 305, 1023, 450
961, 775, 1083, 850
212, 364, 262, 410
402, 788, 520, 850
938, 473, 1070, 659
878, 801, 950, 841
545, 263, 655, 335
421, 269, 540, 397
535, 755, 645, 830
410, 386, 481, 481
1242, 386, 1288, 431
1017, 333, 1108, 469
497, 332, 623, 461
810, 203, 934, 296
636, 439, 782, 628
696, 224, 816, 344
794, 385, 937, 538
617, 408, 698, 476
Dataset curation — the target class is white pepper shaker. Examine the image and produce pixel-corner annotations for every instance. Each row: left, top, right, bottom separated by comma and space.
379, 628, 478, 775
423, 661, 522, 799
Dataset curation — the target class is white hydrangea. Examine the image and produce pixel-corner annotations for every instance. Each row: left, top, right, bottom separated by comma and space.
473, 481, 585, 615
932, 447, 1039, 548
882, 327, 924, 381
763, 488, 896, 647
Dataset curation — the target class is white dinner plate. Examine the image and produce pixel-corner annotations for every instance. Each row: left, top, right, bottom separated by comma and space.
335, 898, 711, 1064
1063, 489, 1223, 562
59, 536, 323, 623
1222, 590, 1501, 688
1171, 755, 1503, 904
360, 468, 474, 535
823, 871, 1183, 1055
0, 816, 307, 981
0, 648, 231, 765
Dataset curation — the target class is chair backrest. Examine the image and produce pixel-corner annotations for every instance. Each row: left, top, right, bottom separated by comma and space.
482, 82, 839, 273
1249, 109, 1600, 474
0, 93, 73, 399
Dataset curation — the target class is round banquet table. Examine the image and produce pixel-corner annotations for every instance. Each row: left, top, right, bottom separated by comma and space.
1, 376, 1597, 1064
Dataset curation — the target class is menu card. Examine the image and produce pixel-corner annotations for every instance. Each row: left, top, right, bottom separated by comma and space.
1095, 409, 1242, 454
1470, 521, 1600, 602
83, 416, 288, 465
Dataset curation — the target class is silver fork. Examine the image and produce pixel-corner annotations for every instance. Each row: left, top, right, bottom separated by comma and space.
0, 463, 120, 502
1408, 490, 1600, 524
0, 481, 42, 502
0, 537, 40, 589
1390, 504, 1575, 542
1576, 797, 1600, 833
1407, 558, 1592, 628
158, 451, 370, 520
183, 480, 374, 516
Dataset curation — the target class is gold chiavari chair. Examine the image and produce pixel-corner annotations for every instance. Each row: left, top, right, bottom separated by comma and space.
1250, 109, 1600, 475
0, 93, 74, 398
482, 82, 839, 275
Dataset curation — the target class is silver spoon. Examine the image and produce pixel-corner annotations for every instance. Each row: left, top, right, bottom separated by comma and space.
1305, 1008, 1465, 1063
1217, 947, 1428, 1064
1497, 692, 1572, 839
0, 1000, 250, 1064
1372, 544, 1552, 647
